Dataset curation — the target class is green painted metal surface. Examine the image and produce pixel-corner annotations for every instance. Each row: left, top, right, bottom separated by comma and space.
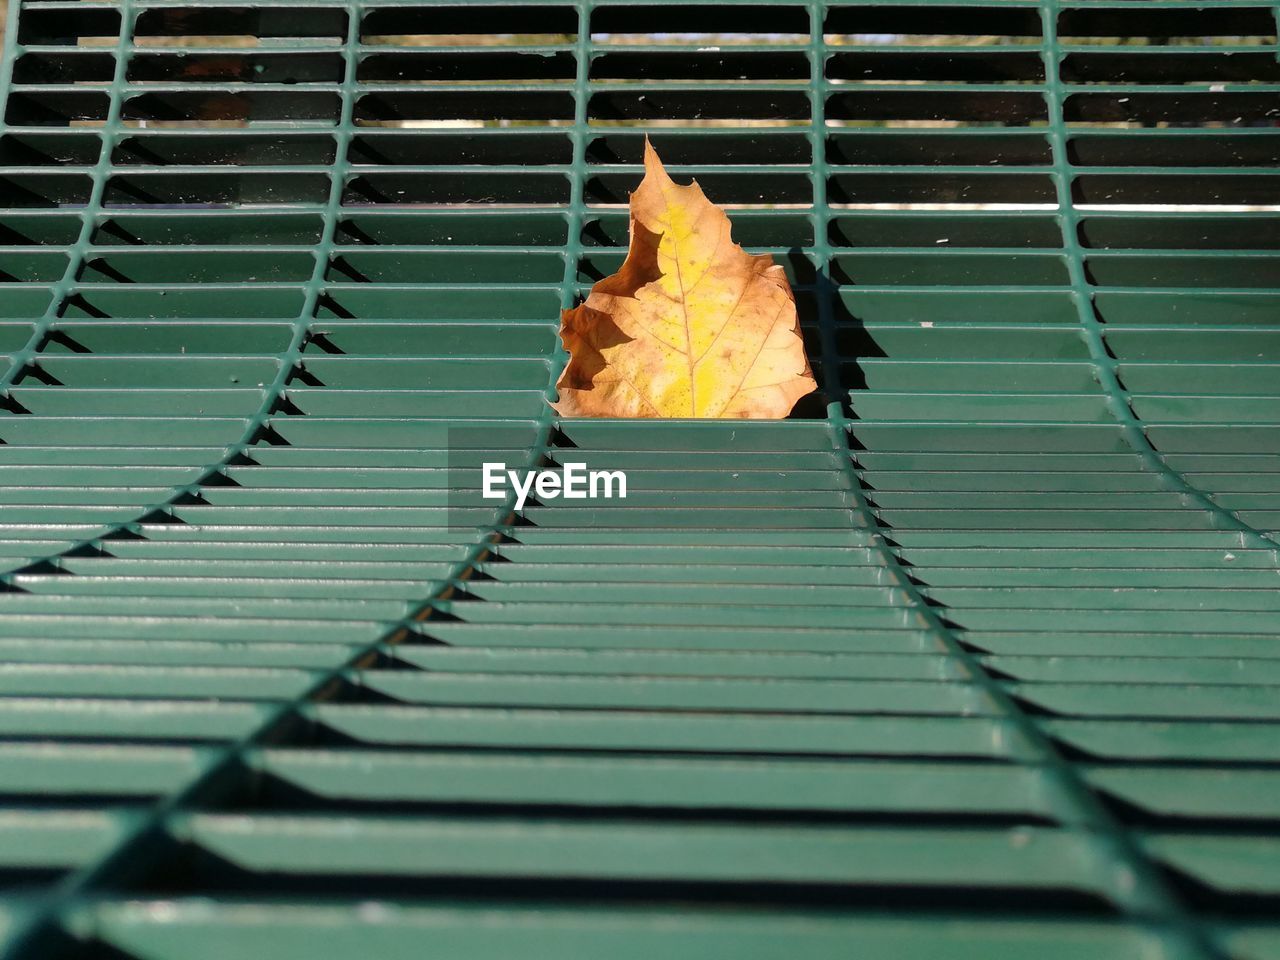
0, 0, 1279, 957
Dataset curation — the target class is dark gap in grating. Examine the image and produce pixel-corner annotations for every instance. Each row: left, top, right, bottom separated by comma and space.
1074, 174, 1280, 207
1088, 255, 1280, 290
355, 91, 575, 124
125, 847, 1119, 915
827, 91, 1047, 124
123, 90, 342, 125
15, 8, 121, 45
338, 212, 567, 246
360, 5, 577, 41
0, 215, 83, 246
0, 868, 67, 892
0, 174, 93, 208
133, 6, 349, 43
827, 132, 1050, 166
128, 52, 346, 85
1162, 868, 1280, 919
1062, 52, 1280, 85
1064, 93, 1280, 127
359, 51, 578, 83
823, 5, 1042, 40
592, 51, 810, 82
587, 132, 811, 164
104, 172, 332, 206
1068, 134, 1280, 169
1099, 796, 1280, 836
1056, 6, 1279, 41
112, 134, 339, 167
590, 4, 809, 39
5, 91, 110, 127
0, 133, 101, 165
12, 933, 133, 960
790, 389, 831, 420
830, 216, 1063, 249
343, 172, 570, 205
829, 173, 1057, 205
826, 51, 1045, 83
0, 791, 163, 808
590, 90, 810, 122
1078, 217, 1280, 252
348, 133, 573, 166
12, 52, 117, 85
235, 777, 1063, 829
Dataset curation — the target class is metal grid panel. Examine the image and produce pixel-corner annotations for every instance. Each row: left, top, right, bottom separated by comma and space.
0, 0, 1278, 957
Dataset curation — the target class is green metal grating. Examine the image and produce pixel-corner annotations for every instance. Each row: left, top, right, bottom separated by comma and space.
0, 0, 1279, 957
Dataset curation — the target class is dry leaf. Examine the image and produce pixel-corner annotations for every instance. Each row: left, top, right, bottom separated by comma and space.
553, 140, 816, 419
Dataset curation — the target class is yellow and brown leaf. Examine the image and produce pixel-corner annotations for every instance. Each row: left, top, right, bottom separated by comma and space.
553, 140, 816, 419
